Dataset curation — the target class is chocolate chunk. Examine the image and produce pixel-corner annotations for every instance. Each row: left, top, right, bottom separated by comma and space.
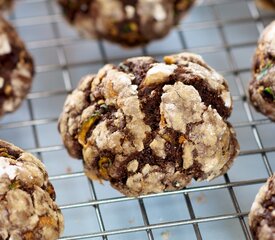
57, 0, 196, 47
58, 52, 239, 197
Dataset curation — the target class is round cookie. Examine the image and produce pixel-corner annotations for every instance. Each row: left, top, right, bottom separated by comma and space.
0, 0, 13, 11
58, 52, 239, 197
249, 21, 275, 121
255, 0, 275, 10
0, 140, 64, 240
0, 16, 34, 117
249, 175, 275, 240
57, 0, 196, 47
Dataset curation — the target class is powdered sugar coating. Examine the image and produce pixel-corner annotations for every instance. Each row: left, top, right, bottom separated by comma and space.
0, 157, 22, 179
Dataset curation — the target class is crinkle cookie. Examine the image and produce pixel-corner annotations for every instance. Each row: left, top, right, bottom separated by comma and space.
249, 175, 275, 240
57, 0, 195, 47
0, 0, 13, 11
256, 0, 275, 10
58, 52, 239, 197
0, 140, 64, 240
0, 16, 34, 117
249, 21, 275, 121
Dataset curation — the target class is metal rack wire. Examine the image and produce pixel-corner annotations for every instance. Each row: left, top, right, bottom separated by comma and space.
0, 0, 275, 239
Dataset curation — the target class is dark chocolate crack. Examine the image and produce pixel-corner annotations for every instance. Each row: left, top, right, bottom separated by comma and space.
174, 67, 231, 119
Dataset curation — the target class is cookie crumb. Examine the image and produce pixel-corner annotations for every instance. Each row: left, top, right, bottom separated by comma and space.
128, 218, 135, 225
66, 166, 72, 174
196, 193, 207, 204
161, 230, 170, 240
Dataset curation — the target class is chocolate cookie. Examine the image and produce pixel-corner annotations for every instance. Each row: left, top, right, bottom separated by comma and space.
58, 52, 239, 196
249, 21, 275, 121
0, 140, 64, 240
249, 175, 275, 240
57, 0, 195, 47
0, 0, 13, 11
0, 16, 34, 117
255, 0, 275, 10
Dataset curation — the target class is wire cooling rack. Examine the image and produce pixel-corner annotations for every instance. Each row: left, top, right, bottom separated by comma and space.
1, 0, 275, 239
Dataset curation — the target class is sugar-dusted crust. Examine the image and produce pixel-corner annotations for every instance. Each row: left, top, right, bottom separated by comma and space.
0, 16, 34, 117
249, 21, 275, 121
59, 52, 239, 196
249, 175, 275, 240
57, 0, 196, 47
0, 140, 64, 240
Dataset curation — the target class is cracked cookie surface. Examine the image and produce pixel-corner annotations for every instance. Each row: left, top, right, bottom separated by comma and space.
58, 0, 195, 47
59, 52, 239, 196
249, 174, 275, 240
0, 16, 34, 117
0, 140, 64, 240
249, 21, 275, 121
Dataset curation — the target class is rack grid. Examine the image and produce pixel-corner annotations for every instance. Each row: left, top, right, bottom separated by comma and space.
1, 0, 275, 239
